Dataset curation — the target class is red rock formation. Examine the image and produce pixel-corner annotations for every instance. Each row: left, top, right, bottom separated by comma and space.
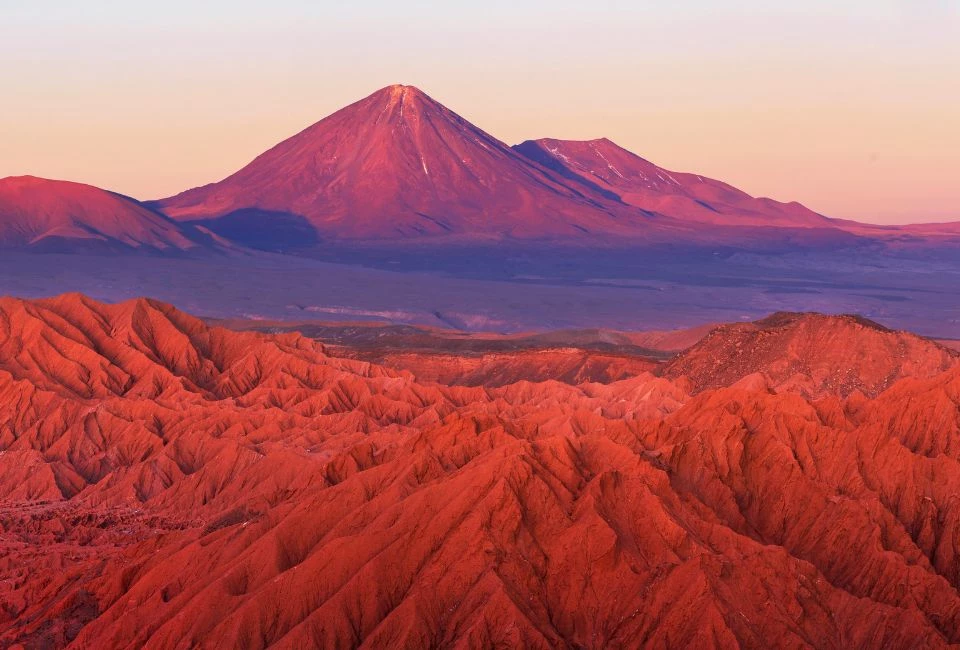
2, 296, 960, 648
662, 311, 958, 397
0, 176, 202, 252
351, 348, 659, 387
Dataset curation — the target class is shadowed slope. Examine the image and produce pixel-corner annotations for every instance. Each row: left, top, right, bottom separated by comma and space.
2, 296, 960, 648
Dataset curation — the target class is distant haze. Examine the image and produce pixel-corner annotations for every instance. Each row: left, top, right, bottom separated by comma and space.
1, 0, 957, 224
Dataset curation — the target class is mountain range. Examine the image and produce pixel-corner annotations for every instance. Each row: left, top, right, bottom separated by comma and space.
3, 85, 957, 252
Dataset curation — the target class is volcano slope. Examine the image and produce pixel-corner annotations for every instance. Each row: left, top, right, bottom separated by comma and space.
3, 296, 960, 648
513, 138, 833, 229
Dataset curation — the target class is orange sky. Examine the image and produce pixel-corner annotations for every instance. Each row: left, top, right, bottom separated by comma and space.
1, 1, 957, 224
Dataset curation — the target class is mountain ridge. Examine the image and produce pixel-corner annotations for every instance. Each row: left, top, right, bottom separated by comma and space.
513, 137, 836, 228
662, 310, 958, 397
0, 175, 213, 253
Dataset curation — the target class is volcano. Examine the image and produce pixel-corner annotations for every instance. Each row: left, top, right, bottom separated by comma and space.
9, 87, 958, 252
0, 176, 206, 253
153, 85, 676, 246
153, 85, 875, 248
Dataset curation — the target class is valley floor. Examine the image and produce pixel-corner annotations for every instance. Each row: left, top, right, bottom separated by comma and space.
2, 244, 960, 337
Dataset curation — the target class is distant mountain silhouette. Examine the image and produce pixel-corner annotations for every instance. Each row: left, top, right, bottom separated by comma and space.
155, 85, 661, 242
6, 86, 954, 251
154, 84, 960, 249
0, 176, 211, 253
514, 137, 834, 228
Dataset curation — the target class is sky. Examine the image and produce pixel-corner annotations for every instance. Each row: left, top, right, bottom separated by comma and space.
1, 0, 957, 224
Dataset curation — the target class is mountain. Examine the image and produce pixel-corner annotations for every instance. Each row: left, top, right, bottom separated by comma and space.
155, 85, 661, 246
514, 137, 836, 228
0, 176, 208, 253
9, 88, 957, 252
662, 311, 959, 397
5, 294, 960, 647
152, 84, 960, 249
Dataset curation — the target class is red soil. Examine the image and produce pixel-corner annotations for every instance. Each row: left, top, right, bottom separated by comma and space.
2, 295, 960, 648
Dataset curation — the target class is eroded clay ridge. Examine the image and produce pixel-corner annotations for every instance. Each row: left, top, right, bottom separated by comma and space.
662, 311, 958, 398
2, 295, 960, 648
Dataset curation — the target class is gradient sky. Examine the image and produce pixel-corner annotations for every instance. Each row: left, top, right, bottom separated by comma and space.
1, 1, 957, 224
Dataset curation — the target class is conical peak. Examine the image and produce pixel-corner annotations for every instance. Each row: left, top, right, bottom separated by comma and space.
386, 84, 415, 111
360, 84, 440, 125
382, 83, 424, 95
374, 84, 430, 106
